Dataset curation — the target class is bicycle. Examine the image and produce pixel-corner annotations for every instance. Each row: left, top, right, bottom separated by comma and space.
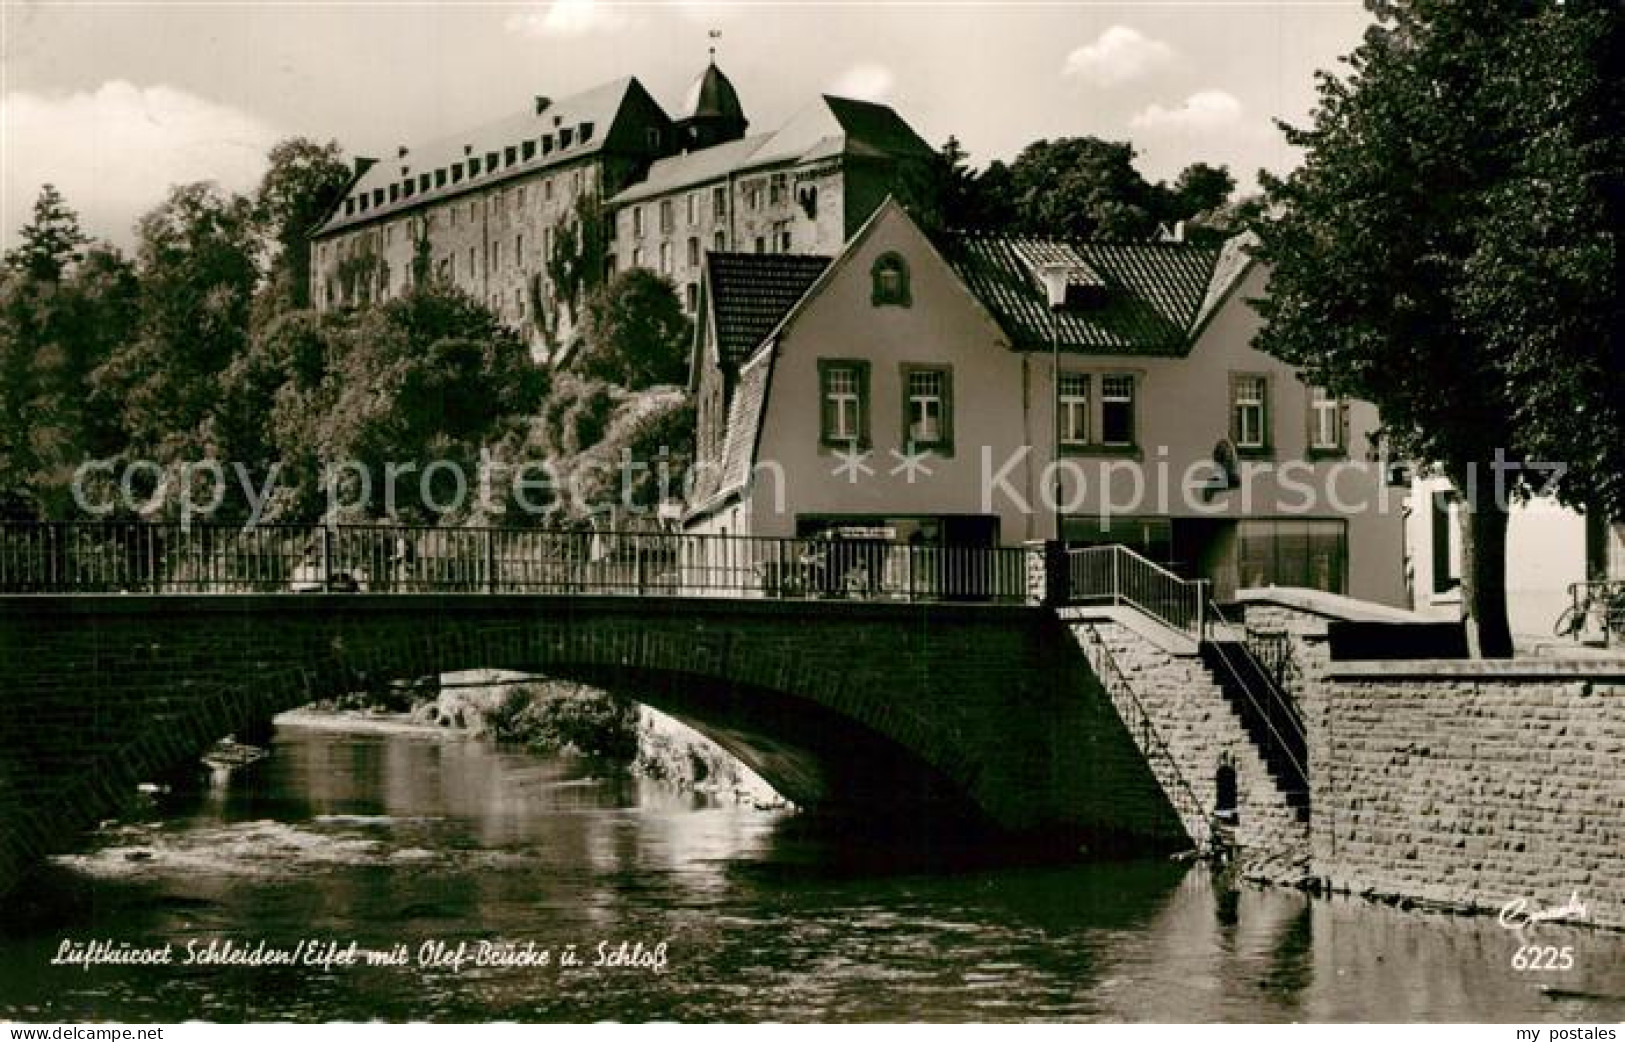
1554, 581, 1625, 645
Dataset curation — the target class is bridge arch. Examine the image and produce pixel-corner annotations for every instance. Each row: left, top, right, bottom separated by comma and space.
0, 593, 1188, 895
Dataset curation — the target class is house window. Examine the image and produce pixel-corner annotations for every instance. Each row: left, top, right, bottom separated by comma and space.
515, 233, 524, 264
544, 178, 554, 201
769, 173, 787, 206
902, 365, 953, 452
685, 283, 698, 312
659, 241, 671, 274
871, 253, 910, 307
1058, 373, 1090, 445
1101, 374, 1136, 447
687, 192, 698, 226
633, 206, 644, 237
1237, 519, 1347, 595
819, 360, 869, 447
1232, 373, 1271, 453
713, 230, 726, 252
687, 237, 700, 268
659, 199, 674, 234
493, 241, 502, 271
712, 186, 727, 219
1309, 386, 1345, 455
632, 246, 643, 268
468, 246, 476, 275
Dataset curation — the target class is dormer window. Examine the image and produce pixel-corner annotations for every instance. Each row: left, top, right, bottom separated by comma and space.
542, 135, 554, 155
522, 140, 536, 161
579, 122, 594, 143
469, 158, 481, 177
560, 127, 574, 148
871, 253, 911, 307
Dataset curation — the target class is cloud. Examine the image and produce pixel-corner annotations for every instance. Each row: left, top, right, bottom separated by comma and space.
2, 81, 279, 250
827, 63, 896, 102
1062, 26, 1175, 87
1130, 90, 1246, 133
505, 0, 631, 39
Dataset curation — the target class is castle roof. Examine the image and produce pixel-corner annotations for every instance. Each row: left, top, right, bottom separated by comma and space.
312, 77, 663, 238
681, 61, 746, 126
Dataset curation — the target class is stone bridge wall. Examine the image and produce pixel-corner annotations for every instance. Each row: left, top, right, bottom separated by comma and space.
0, 594, 1189, 896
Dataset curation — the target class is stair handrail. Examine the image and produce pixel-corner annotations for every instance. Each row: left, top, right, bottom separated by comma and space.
1075, 623, 1213, 853
1066, 544, 1209, 641
1203, 599, 1309, 791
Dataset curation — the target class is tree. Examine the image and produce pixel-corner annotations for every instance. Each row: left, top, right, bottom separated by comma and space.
4, 185, 91, 283
1001, 137, 1164, 240
1167, 162, 1237, 225
574, 270, 691, 390
254, 139, 351, 314
1252, 0, 1623, 657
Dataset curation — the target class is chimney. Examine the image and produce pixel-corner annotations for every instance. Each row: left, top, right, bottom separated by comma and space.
534, 95, 552, 115
1174, 220, 1187, 243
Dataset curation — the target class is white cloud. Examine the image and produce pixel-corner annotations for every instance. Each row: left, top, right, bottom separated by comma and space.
827, 63, 896, 102
2, 81, 279, 250
1130, 89, 1246, 133
1062, 26, 1175, 88
505, 0, 631, 39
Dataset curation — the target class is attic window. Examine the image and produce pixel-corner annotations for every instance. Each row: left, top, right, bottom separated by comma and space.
345, 199, 355, 216
388, 184, 399, 202
505, 146, 517, 166
560, 127, 575, 148
871, 253, 911, 307
579, 122, 594, 143
469, 158, 481, 177
372, 189, 384, 207
451, 163, 464, 183
420, 173, 431, 192
522, 140, 536, 161
542, 135, 554, 155
486, 152, 499, 170
402, 180, 414, 198
435, 169, 447, 188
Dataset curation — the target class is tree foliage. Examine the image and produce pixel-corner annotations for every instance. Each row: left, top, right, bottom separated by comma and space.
254, 138, 352, 315
1251, 0, 1622, 655
3, 185, 90, 283
574, 269, 691, 390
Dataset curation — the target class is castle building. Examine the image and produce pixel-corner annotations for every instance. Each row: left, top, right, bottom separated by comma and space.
307, 59, 934, 355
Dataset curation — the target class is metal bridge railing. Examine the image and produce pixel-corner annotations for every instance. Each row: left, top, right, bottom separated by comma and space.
0, 521, 1029, 604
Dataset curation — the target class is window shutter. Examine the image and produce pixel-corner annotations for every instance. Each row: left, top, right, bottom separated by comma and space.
1229, 373, 1243, 444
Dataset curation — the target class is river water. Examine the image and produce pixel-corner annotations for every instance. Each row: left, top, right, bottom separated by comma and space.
2, 717, 1622, 1023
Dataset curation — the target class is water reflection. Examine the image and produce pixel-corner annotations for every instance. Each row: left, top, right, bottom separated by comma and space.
1, 719, 1622, 1022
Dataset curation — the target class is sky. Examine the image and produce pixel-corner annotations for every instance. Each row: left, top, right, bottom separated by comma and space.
0, 0, 1375, 251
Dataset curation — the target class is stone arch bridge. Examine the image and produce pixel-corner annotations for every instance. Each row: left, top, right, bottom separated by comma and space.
0, 592, 1194, 895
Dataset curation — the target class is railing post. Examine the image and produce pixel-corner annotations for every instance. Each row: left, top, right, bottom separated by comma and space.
484, 529, 497, 593
1112, 546, 1121, 607
321, 526, 334, 593
1196, 581, 1208, 643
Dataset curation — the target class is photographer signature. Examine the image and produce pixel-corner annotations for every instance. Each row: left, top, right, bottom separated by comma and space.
1499, 891, 1590, 932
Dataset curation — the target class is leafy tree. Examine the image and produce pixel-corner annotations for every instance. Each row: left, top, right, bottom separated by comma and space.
254, 138, 351, 314
0, 186, 137, 518
1167, 162, 1237, 225
93, 182, 260, 462
3, 185, 90, 283
574, 269, 691, 390
1003, 137, 1164, 240
545, 193, 609, 333
1252, 0, 1622, 657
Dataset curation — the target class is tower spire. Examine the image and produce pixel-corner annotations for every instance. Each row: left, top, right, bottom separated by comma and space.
708, 28, 721, 62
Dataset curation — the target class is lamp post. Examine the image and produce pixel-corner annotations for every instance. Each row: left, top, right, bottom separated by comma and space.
1039, 266, 1070, 543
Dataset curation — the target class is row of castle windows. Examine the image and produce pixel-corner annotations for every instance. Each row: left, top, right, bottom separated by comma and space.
342, 128, 595, 218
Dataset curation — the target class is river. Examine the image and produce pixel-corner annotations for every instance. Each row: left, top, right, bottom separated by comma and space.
2, 716, 1622, 1022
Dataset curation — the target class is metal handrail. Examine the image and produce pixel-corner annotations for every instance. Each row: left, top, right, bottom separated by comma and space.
1066, 544, 1208, 640
0, 521, 1029, 604
1203, 599, 1309, 791
1075, 623, 1212, 852
1559, 580, 1625, 645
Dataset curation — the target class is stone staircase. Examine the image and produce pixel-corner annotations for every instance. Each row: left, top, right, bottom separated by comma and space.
1069, 620, 1309, 861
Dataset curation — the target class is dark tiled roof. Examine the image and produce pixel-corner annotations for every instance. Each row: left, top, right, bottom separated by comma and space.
820, 96, 935, 160
706, 252, 831, 367
937, 234, 1231, 355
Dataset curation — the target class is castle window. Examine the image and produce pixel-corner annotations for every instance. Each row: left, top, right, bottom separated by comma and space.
685, 283, 698, 312
542, 135, 554, 155
373, 189, 384, 207
469, 158, 481, 177
560, 127, 574, 148
389, 184, 399, 202
451, 163, 464, 183
713, 229, 725, 252
517, 186, 526, 208
344, 199, 354, 216
486, 152, 499, 170
505, 146, 518, 166
659, 200, 674, 234
421, 173, 432, 192
572, 170, 583, 194
522, 141, 536, 161
436, 169, 447, 188
687, 192, 698, 226
544, 178, 553, 201
633, 206, 644, 237
659, 241, 671, 274
687, 237, 700, 268
769, 173, 787, 206
871, 253, 910, 307
358, 196, 369, 213
402, 180, 414, 198
712, 186, 727, 219
579, 122, 594, 143
515, 234, 524, 264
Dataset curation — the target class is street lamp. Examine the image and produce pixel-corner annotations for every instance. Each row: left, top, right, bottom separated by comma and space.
1039, 265, 1071, 543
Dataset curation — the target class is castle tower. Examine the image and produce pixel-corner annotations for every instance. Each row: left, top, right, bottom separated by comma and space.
676, 55, 748, 151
